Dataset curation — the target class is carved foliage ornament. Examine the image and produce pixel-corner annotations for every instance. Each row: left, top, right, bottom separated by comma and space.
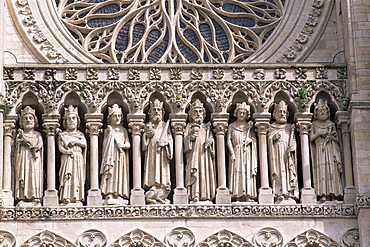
112, 229, 165, 247
285, 229, 340, 247
254, 227, 282, 247
77, 230, 107, 247
165, 227, 195, 247
20, 230, 76, 247
198, 230, 253, 247
57, 0, 284, 63
0, 231, 16, 247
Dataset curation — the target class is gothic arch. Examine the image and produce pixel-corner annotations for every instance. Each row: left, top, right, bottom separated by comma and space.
98, 91, 130, 115
198, 229, 254, 247
111, 229, 165, 247
285, 229, 341, 247
20, 230, 76, 247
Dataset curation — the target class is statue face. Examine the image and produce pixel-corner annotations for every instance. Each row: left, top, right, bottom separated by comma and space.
22, 113, 35, 130
150, 106, 163, 122
274, 109, 287, 124
110, 112, 122, 126
191, 107, 204, 124
316, 106, 329, 121
236, 109, 248, 121
66, 113, 78, 130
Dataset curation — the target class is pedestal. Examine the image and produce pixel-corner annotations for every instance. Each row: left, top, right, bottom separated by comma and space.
173, 188, 188, 204
300, 188, 316, 204
216, 188, 231, 204
130, 188, 145, 205
87, 189, 103, 206
258, 187, 274, 204
43, 189, 59, 206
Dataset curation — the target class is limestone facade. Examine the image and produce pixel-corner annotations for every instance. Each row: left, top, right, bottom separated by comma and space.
1, 0, 369, 246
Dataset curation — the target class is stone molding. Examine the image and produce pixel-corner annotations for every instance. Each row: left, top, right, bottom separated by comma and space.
0, 204, 355, 220
354, 194, 370, 214
3, 65, 348, 115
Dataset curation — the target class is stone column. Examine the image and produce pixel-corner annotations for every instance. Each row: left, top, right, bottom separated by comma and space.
170, 113, 188, 204
85, 113, 103, 206
128, 113, 145, 205
0, 106, 4, 194
253, 113, 274, 204
2, 114, 17, 206
295, 113, 316, 204
212, 113, 231, 204
42, 114, 60, 206
336, 111, 356, 203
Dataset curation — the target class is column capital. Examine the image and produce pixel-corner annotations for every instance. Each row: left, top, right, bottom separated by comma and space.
295, 113, 313, 135
253, 113, 271, 135
211, 113, 229, 135
85, 113, 103, 136
335, 111, 350, 132
170, 113, 187, 135
42, 114, 60, 136
4, 114, 17, 136
127, 113, 145, 135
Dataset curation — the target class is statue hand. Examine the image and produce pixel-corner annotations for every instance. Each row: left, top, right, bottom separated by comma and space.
158, 141, 168, 147
189, 134, 197, 141
321, 132, 328, 137
68, 141, 75, 148
204, 138, 213, 148
230, 153, 236, 162
146, 130, 155, 138
287, 145, 295, 152
274, 133, 281, 141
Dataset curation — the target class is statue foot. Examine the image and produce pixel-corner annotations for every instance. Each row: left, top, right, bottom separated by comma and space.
319, 196, 326, 203
192, 197, 199, 203
146, 199, 157, 204
33, 198, 40, 203
63, 199, 71, 204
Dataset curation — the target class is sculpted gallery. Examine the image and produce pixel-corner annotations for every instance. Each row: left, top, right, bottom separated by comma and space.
0, 0, 369, 246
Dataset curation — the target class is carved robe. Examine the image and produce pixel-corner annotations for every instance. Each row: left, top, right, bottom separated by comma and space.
143, 121, 173, 189
310, 120, 343, 197
184, 122, 216, 201
15, 130, 43, 201
100, 125, 130, 198
58, 130, 87, 202
267, 123, 299, 199
227, 122, 258, 200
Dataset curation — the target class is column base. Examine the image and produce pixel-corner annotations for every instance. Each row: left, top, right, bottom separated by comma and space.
1, 190, 14, 206
130, 188, 145, 205
216, 187, 231, 204
173, 187, 188, 204
258, 187, 274, 204
344, 186, 356, 203
87, 189, 103, 206
43, 189, 59, 206
300, 187, 316, 204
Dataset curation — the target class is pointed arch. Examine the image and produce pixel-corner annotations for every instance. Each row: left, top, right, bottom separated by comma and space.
20, 230, 76, 247
198, 229, 254, 247
111, 229, 165, 247
285, 229, 341, 247
0, 230, 16, 247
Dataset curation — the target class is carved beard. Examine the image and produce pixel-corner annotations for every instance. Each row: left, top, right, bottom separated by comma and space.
192, 116, 204, 124
151, 114, 162, 122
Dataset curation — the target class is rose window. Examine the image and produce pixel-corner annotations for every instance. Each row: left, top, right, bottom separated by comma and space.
57, 0, 285, 63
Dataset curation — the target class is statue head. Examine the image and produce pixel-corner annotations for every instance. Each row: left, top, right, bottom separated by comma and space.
233, 102, 250, 121
314, 99, 330, 121
189, 99, 206, 124
63, 105, 80, 130
107, 104, 123, 126
20, 106, 38, 129
273, 100, 289, 124
149, 99, 164, 122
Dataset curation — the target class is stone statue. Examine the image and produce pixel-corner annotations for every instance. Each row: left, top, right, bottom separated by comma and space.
142, 99, 173, 204
227, 102, 258, 202
267, 100, 299, 203
58, 105, 87, 204
100, 104, 131, 204
310, 99, 343, 202
15, 106, 43, 205
184, 99, 216, 202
